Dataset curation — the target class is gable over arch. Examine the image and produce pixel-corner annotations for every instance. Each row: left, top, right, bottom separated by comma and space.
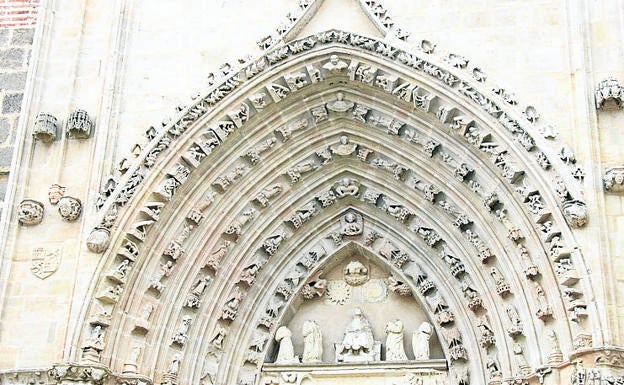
65, 24, 607, 385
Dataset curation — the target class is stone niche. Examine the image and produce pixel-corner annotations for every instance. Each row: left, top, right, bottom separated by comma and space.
261, 249, 446, 384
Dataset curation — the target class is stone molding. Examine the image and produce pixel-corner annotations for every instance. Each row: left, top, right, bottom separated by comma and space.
90, 29, 586, 245
5, 349, 624, 385
0, 364, 152, 385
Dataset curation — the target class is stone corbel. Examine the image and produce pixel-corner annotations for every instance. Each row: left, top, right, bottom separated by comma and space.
595, 78, 624, 110
604, 167, 624, 192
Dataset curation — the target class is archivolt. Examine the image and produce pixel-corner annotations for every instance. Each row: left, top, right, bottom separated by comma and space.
78, 30, 596, 385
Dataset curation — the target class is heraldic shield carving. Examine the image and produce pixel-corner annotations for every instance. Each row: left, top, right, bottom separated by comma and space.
30, 246, 62, 279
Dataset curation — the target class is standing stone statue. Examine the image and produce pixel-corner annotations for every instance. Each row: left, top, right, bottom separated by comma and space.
302, 320, 323, 363
384, 319, 408, 361
275, 326, 299, 364
412, 322, 433, 360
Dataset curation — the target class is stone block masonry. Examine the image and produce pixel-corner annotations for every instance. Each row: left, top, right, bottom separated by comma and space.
0, 1, 38, 213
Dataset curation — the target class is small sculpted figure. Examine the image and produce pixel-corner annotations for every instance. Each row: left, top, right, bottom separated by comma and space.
384, 319, 408, 361
275, 326, 299, 364
302, 320, 323, 363
412, 322, 433, 360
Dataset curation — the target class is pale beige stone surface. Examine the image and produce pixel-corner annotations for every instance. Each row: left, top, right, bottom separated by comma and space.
0, 1, 622, 384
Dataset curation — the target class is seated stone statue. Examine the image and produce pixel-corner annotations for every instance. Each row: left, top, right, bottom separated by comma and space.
335, 308, 380, 362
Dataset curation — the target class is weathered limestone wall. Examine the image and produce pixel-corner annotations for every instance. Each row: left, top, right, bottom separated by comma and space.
0, 0, 622, 382
0, 23, 36, 216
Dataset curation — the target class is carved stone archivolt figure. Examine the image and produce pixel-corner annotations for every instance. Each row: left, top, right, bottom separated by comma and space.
330, 135, 357, 156
384, 319, 408, 361
412, 321, 433, 360
302, 320, 323, 363
275, 326, 299, 364
334, 177, 360, 198
326, 92, 354, 113
322, 54, 348, 73
341, 211, 362, 236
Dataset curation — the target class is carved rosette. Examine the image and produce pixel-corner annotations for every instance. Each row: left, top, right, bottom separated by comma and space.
66, 109, 94, 138
17, 199, 44, 225
604, 167, 624, 192
58, 196, 82, 221
87, 227, 111, 253
32, 112, 59, 143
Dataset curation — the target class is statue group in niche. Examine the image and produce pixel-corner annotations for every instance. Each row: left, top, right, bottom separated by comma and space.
272, 309, 434, 365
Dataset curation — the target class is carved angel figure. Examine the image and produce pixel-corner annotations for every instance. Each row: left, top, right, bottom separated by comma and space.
302, 320, 323, 363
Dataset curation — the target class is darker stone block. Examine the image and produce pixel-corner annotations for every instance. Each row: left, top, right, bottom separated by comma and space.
2, 93, 23, 113
0, 117, 10, 143
0, 181, 7, 200
0, 146, 13, 168
0, 71, 26, 90
0, 48, 24, 68
11, 28, 34, 45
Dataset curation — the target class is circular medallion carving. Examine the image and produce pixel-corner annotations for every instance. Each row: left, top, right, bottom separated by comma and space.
326, 280, 351, 305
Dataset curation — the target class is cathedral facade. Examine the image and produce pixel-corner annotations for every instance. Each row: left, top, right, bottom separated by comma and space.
1, 1, 624, 385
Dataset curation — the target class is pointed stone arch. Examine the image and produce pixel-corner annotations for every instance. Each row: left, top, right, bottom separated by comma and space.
77, 28, 598, 385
